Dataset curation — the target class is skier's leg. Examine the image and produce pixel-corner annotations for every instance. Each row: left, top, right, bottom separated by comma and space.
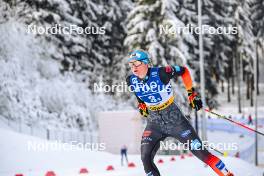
125, 153, 128, 164
168, 105, 233, 176
141, 124, 165, 176
121, 153, 124, 166
175, 124, 232, 176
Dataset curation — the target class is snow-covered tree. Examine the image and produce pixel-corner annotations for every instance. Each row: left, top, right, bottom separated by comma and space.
3, 0, 132, 89
176, 0, 229, 108
0, 0, 132, 130
250, 0, 264, 39
94, 0, 133, 92
125, 0, 196, 66
250, 0, 264, 95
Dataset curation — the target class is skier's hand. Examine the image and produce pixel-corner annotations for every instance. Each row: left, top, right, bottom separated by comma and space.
188, 88, 203, 111
138, 103, 149, 117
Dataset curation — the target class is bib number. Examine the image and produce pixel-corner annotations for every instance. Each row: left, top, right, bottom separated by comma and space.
148, 95, 157, 103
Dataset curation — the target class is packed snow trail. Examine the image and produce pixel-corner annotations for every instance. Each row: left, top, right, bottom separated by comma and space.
1, 128, 263, 176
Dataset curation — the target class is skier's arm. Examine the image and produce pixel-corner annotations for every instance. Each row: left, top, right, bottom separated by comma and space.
126, 75, 144, 103
159, 66, 202, 111
159, 65, 192, 90
126, 75, 149, 117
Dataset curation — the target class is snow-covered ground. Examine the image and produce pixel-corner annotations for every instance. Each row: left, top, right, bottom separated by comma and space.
214, 83, 264, 166
1, 128, 263, 176
208, 131, 255, 153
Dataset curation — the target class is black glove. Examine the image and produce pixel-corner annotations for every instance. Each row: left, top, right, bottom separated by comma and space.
188, 88, 203, 111
138, 103, 149, 117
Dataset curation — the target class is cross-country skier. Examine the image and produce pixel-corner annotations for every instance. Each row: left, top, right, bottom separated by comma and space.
126, 50, 234, 176
121, 145, 129, 166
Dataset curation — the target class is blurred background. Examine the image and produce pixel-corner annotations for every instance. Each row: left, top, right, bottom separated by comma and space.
0, 0, 263, 176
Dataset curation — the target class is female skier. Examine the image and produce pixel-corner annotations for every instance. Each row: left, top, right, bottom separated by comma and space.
126, 50, 234, 176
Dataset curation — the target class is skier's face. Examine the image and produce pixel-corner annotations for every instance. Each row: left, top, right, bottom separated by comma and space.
129, 60, 148, 78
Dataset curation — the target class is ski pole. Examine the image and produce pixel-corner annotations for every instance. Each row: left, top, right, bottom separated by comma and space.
204, 108, 264, 137
208, 146, 224, 156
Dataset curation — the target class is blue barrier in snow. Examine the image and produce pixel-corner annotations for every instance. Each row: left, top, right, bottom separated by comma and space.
193, 118, 264, 163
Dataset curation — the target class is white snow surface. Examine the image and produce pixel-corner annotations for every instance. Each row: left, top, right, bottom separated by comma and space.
0, 128, 263, 176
